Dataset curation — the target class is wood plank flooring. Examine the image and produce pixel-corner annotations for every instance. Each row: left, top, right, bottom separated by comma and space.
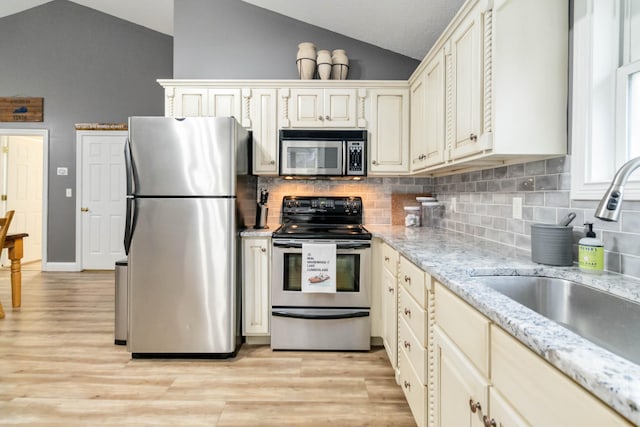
0, 270, 415, 426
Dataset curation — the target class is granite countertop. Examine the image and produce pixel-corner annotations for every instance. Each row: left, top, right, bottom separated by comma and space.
369, 225, 640, 425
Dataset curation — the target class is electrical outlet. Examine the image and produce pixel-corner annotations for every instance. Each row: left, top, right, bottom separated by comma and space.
451, 197, 457, 213
57, 167, 68, 176
513, 197, 523, 219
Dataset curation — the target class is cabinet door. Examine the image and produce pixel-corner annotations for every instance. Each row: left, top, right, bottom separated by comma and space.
172, 87, 208, 117
381, 266, 398, 371
323, 88, 357, 127
242, 238, 270, 336
435, 326, 488, 427
208, 89, 242, 119
489, 388, 531, 427
288, 88, 324, 127
449, 3, 485, 160
423, 48, 447, 167
248, 88, 279, 175
368, 88, 410, 174
410, 72, 427, 171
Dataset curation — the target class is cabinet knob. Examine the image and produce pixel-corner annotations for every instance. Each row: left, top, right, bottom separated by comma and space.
469, 399, 482, 413
419, 154, 426, 160
403, 380, 411, 390
318, 116, 324, 121
482, 416, 496, 427
261, 248, 266, 252
387, 286, 394, 294
372, 160, 378, 165
325, 115, 330, 120
269, 160, 275, 165
404, 308, 411, 317
470, 133, 478, 142
384, 256, 390, 262
404, 275, 411, 284
403, 340, 411, 350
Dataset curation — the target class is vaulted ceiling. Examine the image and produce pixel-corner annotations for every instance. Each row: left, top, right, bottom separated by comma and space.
0, 0, 465, 60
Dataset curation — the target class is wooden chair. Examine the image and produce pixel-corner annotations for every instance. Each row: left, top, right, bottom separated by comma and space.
0, 210, 15, 319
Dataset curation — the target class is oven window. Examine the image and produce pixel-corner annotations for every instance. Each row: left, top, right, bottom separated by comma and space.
283, 253, 360, 292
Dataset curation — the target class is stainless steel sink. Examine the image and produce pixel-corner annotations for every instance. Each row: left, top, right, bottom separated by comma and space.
472, 275, 640, 365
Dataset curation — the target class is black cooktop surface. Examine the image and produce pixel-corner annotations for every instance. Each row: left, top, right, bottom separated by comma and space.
272, 223, 371, 240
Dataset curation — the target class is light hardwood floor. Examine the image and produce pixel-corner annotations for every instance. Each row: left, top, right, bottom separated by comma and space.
0, 270, 415, 426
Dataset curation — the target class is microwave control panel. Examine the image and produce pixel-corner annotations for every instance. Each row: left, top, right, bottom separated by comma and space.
346, 141, 365, 176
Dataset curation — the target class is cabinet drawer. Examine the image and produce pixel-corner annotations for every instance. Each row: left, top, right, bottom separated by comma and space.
399, 256, 427, 306
399, 315, 427, 385
398, 347, 427, 427
435, 282, 490, 377
381, 242, 398, 275
491, 325, 632, 426
399, 286, 427, 346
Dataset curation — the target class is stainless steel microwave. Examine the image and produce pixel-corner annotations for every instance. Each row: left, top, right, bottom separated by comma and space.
279, 129, 367, 177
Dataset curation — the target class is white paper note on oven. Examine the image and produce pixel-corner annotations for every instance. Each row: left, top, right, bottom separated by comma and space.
301, 243, 337, 293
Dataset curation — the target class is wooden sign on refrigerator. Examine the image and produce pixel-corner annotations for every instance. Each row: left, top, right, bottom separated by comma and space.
0, 97, 44, 122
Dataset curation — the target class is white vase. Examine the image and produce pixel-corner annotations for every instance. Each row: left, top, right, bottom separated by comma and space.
297, 42, 317, 80
316, 49, 332, 80
331, 49, 349, 80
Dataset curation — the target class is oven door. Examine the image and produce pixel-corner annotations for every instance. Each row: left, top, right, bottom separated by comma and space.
271, 239, 371, 308
279, 140, 344, 176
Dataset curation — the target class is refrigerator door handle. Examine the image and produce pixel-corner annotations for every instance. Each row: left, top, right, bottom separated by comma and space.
124, 138, 134, 195
124, 197, 136, 255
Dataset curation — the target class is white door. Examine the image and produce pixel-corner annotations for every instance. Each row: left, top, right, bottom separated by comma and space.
1, 135, 43, 265
78, 131, 127, 270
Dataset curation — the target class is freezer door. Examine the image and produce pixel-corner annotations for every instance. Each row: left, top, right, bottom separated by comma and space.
128, 116, 248, 196
127, 198, 238, 354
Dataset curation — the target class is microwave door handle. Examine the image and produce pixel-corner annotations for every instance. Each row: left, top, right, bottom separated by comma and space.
343, 142, 347, 175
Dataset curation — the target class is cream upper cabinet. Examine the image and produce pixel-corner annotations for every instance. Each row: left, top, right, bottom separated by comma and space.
245, 88, 278, 175
411, 48, 446, 172
282, 88, 358, 128
367, 88, 410, 175
169, 87, 242, 118
447, 1, 486, 160
242, 237, 271, 336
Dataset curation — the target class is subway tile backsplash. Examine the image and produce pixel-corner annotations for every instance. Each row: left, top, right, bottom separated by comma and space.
257, 155, 640, 280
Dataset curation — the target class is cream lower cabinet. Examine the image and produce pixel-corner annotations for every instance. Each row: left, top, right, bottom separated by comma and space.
379, 241, 399, 375
242, 237, 271, 337
397, 256, 432, 427
433, 281, 632, 427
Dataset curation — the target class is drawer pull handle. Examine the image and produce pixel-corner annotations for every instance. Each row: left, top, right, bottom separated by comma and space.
470, 133, 478, 142
384, 256, 390, 262
404, 308, 411, 317
325, 115, 330, 120
403, 380, 411, 390
404, 275, 411, 284
261, 248, 266, 252
469, 399, 481, 413
482, 416, 496, 427
403, 340, 411, 350
387, 286, 394, 294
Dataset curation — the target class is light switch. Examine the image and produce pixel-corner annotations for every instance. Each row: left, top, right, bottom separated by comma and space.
57, 167, 68, 176
513, 197, 523, 219
66, 188, 72, 198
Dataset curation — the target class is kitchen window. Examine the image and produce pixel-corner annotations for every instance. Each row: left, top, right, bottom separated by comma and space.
571, 0, 640, 200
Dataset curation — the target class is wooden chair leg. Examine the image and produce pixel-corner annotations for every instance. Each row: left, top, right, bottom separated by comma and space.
0, 299, 5, 319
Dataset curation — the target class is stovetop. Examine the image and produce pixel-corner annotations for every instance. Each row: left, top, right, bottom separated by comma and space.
272, 196, 371, 240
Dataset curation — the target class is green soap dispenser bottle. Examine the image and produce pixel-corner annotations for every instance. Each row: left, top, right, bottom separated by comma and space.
578, 223, 604, 273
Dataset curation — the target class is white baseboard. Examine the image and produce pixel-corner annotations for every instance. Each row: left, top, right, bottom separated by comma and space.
43, 262, 81, 272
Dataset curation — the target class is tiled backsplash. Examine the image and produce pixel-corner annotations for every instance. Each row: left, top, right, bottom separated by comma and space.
256, 176, 432, 226
257, 156, 640, 279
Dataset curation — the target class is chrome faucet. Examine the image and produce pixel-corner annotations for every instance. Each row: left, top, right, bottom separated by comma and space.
595, 156, 640, 222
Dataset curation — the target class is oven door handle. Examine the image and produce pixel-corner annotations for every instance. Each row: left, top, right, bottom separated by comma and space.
272, 241, 371, 250
272, 309, 370, 320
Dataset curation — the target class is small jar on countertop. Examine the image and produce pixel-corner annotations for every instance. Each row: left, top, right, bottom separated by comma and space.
404, 206, 421, 227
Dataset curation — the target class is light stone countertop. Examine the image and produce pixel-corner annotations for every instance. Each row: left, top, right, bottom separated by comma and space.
369, 225, 640, 426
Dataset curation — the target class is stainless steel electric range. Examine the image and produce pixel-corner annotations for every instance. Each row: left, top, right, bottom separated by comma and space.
270, 196, 372, 351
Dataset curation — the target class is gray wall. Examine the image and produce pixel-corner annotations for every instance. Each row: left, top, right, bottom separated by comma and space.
0, 0, 172, 263
174, 0, 419, 80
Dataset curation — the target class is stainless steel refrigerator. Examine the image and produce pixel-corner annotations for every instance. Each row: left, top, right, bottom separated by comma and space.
124, 116, 256, 358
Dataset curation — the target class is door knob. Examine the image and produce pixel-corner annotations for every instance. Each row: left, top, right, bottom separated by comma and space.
80, 207, 89, 212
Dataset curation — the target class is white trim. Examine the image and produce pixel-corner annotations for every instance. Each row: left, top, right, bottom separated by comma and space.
0, 128, 49, 268
43, 262, 81, 272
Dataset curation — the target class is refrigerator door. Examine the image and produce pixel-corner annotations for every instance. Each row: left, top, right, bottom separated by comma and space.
127, 197, 238, 355
127, 116, 248, 197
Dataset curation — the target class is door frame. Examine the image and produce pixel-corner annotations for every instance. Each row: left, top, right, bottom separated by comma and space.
0, 128, 49, 269
75, 130, 128, 270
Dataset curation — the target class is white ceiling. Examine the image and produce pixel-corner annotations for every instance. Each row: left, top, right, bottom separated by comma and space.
0, 0, 465, 60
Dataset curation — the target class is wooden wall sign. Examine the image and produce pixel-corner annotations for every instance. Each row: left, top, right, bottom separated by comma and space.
0, 97, 44, 122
